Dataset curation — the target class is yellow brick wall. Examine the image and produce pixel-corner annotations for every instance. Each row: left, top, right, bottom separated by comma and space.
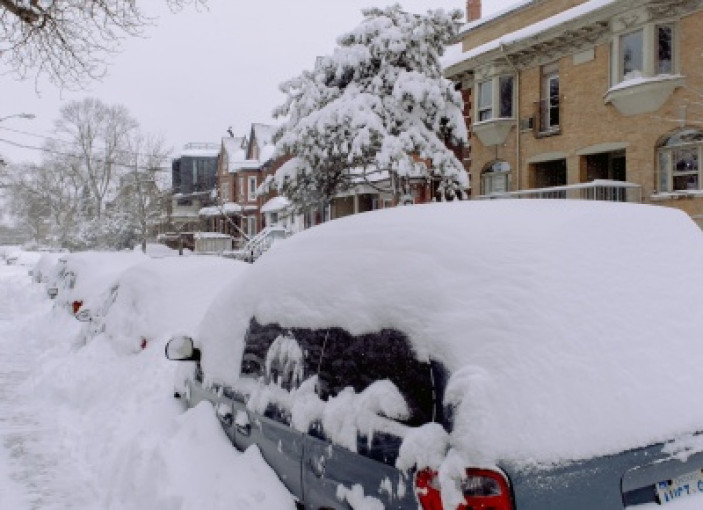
467, 7, 703, 220
462, 0, 589, 52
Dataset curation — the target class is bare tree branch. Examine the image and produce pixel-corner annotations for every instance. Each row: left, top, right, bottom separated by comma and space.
0, 0, 207, 88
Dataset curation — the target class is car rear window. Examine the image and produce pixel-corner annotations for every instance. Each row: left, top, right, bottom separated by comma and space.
242, 318, 445, 427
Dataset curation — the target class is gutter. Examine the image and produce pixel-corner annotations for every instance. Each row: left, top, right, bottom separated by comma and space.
500, 43, 521, 192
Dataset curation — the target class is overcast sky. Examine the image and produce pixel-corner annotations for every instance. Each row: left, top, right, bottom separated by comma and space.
0, 1, 513, 165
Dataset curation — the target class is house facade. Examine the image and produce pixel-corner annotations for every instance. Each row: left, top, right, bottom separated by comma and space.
203, 124, 291, 247
445, 0, 703, 228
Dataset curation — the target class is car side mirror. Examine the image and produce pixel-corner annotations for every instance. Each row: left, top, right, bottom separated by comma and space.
75, 309, 92, 322
165, 335, 201, 361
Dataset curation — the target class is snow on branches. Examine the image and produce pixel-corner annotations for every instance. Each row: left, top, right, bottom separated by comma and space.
273, 4, 469, 211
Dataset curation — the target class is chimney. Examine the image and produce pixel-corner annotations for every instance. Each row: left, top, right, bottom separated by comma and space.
467, 0, 481, 22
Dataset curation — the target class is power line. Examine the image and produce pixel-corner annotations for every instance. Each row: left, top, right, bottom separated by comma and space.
0, 125, 177, 161
0, 138, 171, 172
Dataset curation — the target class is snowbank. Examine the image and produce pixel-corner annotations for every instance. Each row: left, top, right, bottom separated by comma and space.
198, 200, 703, 467
2, 253, 292, 509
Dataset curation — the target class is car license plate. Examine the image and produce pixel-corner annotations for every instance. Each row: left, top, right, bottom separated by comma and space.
656, 470, 703, 504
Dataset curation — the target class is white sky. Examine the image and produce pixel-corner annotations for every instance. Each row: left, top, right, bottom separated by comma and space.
0, 1, 513, 165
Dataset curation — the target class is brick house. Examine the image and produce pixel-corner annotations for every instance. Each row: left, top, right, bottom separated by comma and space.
445, 0, 703, 228
204, 124, 290, 246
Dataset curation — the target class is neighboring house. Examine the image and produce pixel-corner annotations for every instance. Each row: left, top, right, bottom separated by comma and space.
444, 0, 703, 228
206, 124, 290, 247
170, 143, 219, 233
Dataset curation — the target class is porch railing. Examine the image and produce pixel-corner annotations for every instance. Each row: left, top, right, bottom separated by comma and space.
479, 179, 642, 203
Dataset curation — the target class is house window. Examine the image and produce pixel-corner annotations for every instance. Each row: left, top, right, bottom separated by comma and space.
657, 25, 673, 74
478, 80, 493, 121
539, 63, 560, 133
476, 75, 515, 122
657, 129, 703, 192
621, 29, 644, 80
247, 216, 257, 236
615, 23, 675, 84
499, 76, 514, 118
239, 177, 245, 201
481, 161, 510, 195
221, 181, 230, 202
248, 176, 257, 202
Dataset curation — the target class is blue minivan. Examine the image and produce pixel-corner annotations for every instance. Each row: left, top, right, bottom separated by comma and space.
167, 200, 703, 509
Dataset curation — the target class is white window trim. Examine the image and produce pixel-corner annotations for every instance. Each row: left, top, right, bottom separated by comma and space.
475, 74, 515, 123
611, 22, 678, 86
657, 142, 703, 193
247, 216, 257, 236
221, 181, 230, 202
248, 176, 257, 202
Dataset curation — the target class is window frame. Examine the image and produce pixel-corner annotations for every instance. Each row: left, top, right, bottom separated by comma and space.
477, 79, 493, 121
481, 161, 511, 195
658, 143, 703, 193
540, 62, 560, 133
247, 215, 257, 236
248, 176, 257, 202
613, 22, 677, 85
475, 74, 515, 123
221, 181, 230, 202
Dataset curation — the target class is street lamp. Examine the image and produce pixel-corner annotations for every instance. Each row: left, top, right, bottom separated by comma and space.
0, 113, 35, 122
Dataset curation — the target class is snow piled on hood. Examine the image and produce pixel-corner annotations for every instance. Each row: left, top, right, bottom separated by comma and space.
199, 199, 703, 467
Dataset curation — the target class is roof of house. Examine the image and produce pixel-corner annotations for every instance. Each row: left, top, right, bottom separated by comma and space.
228, 123, 278, 173
180, 142, 220, 158
444, 0, 617, 73
260, 196, 291, 213
455, 0, 535, 39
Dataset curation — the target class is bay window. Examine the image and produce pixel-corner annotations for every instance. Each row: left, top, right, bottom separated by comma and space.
615, 23, 675, 84
606, 21, 681, 116
478, 80, 493, 121
476, 75, 514, 122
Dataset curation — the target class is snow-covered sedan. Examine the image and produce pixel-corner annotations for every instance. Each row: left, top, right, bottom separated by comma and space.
166, 199, 703, 510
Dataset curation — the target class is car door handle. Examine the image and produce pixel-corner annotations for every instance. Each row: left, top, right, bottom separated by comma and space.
309, 456, 326, 478
234, 410, 251, 436
216, 403, 233, 426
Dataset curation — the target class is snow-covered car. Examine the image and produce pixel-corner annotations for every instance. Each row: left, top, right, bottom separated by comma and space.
43, 251, 146, 310
76, 255, 249, 353
166, 200, 703, 510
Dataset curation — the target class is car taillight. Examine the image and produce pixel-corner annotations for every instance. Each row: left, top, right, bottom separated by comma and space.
458, 469, 513, 510
416, 467, 514, 510
416, 468, 443, 510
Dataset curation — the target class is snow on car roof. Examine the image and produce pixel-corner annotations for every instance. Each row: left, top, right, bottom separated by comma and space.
198, 199, 703, 467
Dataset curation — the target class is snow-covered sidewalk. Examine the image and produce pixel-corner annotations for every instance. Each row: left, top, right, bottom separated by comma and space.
0, 264, 93, 509
0, 259, 294, 510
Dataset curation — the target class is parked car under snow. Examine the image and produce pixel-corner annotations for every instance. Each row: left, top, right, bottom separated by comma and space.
166, 200, 703, 510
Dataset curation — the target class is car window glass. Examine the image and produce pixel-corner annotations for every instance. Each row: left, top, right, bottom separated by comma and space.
317, 328, 436, 427
265, 333, 304, 390
242, 319, 323, 385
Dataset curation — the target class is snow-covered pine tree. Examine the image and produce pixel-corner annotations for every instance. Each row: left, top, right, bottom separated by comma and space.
273, 4, 469, 213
